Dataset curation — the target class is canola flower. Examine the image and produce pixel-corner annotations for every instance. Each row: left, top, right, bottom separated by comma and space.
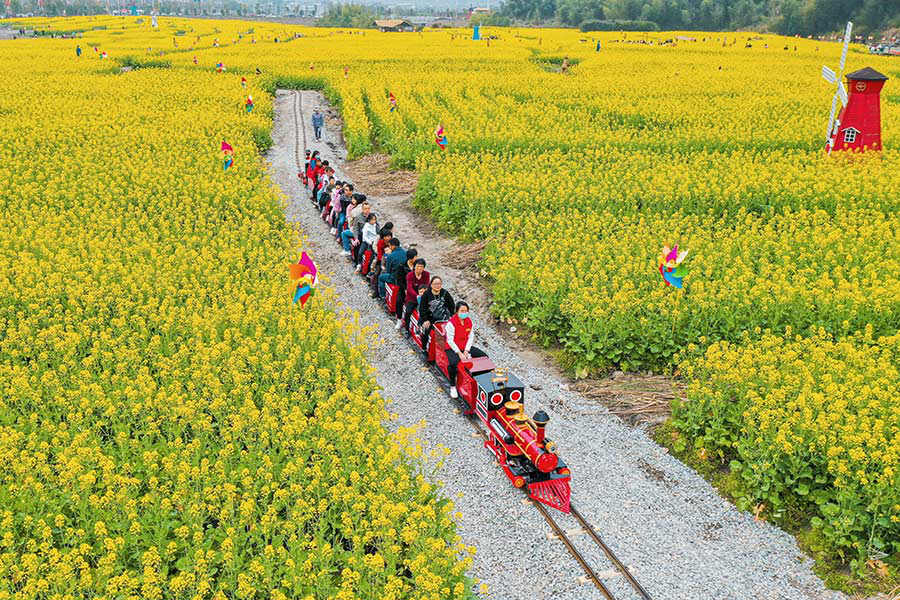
672, 328, 900, 567
4, 14, 900, 577
0, 25, 472, 599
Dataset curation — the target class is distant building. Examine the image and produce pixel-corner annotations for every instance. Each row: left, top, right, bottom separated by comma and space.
470, 7, 491, 14
373, 19, 414, 32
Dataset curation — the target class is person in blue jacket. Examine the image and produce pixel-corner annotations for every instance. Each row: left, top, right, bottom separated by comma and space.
312, 109, 325, 141
379, 238, 406, 299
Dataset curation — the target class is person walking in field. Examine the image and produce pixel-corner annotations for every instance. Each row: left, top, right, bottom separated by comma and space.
312, 109, 324, 141
76, 45, 82, 57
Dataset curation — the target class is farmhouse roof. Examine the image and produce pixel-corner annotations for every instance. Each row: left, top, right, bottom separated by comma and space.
846, 67, 888, 81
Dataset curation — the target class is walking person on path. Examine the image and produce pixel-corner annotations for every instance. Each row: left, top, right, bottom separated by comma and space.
312, 109, 324, 142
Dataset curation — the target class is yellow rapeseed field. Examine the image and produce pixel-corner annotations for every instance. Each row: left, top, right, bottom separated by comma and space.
0, 21, 473, 600
3, 14, 899, 582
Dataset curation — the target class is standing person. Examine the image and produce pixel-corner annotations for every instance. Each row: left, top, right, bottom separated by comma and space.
417, 276, 455, 359
560, 56, 570, 74
444, 301, 487, 398
76, 45, 82, 57
312, 109, 324, 142
398, 258, 429, 332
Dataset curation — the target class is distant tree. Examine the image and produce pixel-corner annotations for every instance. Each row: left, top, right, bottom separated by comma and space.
605, 0, 645, 20
470, 11, 513, 25
318, 3, 377, 27
499, 0, 556, 21
557, 0, 604, 25
502, 0, 896, 35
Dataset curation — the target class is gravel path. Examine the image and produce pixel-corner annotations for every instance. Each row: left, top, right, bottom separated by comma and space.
267, 89, 845, 600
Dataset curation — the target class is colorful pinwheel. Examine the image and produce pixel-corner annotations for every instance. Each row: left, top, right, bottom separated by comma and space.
289, 251, 318, 306
435, 125, 447, 150
657, 244, 689, 288
389, 92, 397, 112
240, 76, 247, 88
215, 61, 225, 73
221, 140, 234, 171
245, 95, 254, 113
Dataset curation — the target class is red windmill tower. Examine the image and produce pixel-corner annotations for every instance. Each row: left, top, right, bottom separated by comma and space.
820, 22, 889, 153
829, 67, 888, 152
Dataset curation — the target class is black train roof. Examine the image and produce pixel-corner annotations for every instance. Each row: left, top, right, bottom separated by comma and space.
846, 67, 888, 81
474, 370, 524, 394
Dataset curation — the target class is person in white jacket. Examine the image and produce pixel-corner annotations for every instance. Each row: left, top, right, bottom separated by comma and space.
356, 212, 379, 272
444, 301, 487, 398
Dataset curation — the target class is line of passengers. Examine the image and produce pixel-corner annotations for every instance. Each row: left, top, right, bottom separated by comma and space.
303, 149, 485, 399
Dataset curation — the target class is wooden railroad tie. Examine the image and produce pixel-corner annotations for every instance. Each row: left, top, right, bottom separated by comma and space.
546, 527, 587, 541
576, 570, 623, 584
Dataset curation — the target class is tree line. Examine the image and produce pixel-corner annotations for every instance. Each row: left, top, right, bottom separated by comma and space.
498, 0, 899, 35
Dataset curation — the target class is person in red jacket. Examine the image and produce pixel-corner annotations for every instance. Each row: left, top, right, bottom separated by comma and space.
444, 301, 487, 398
311, 160, 327, 203
306, 151, 320, 187
299, 149, 310, 185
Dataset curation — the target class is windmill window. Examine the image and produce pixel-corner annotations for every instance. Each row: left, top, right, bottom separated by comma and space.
843, 128, 858, 143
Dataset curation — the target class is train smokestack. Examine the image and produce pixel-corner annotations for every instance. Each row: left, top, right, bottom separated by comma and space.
533, 410, 549, 445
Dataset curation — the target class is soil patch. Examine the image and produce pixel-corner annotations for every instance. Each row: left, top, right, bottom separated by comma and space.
564, 373, 685, 427
344, 153, 418, 196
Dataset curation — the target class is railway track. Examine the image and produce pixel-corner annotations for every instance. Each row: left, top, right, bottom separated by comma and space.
287, 88, 653, 600
463, 413, 652, 600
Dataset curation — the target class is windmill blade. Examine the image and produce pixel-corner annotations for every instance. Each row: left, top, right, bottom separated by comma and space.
822, 65, 837, 84
825, 94, 838, 144
837, 81, 848, 106
839, 21, 852, 71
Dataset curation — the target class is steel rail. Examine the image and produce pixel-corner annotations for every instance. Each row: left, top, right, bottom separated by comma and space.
533, 500, 617, 599
459, 411, 619, 599
292, 90, 307, 170
571, 505, 653, 600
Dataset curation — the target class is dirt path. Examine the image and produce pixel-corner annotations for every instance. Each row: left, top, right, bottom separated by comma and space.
266, 89, 845, 600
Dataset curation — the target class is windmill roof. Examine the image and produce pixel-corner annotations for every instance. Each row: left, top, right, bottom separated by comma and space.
846, 67, 888, 81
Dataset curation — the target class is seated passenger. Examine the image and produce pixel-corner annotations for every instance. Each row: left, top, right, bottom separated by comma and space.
375, 223, 394, 264
392, 247, 417, 312
369, 225, 394, 297
398, 258, 429, 332
418, 276, 454, 359
444, 301, 487, 398
356, 212, 379, 270
378, 237, 404, 300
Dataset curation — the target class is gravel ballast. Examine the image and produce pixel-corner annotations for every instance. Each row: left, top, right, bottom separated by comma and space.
267, 89, 845, 600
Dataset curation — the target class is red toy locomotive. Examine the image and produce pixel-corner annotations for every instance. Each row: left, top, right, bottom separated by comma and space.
384, 283, 571, 512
